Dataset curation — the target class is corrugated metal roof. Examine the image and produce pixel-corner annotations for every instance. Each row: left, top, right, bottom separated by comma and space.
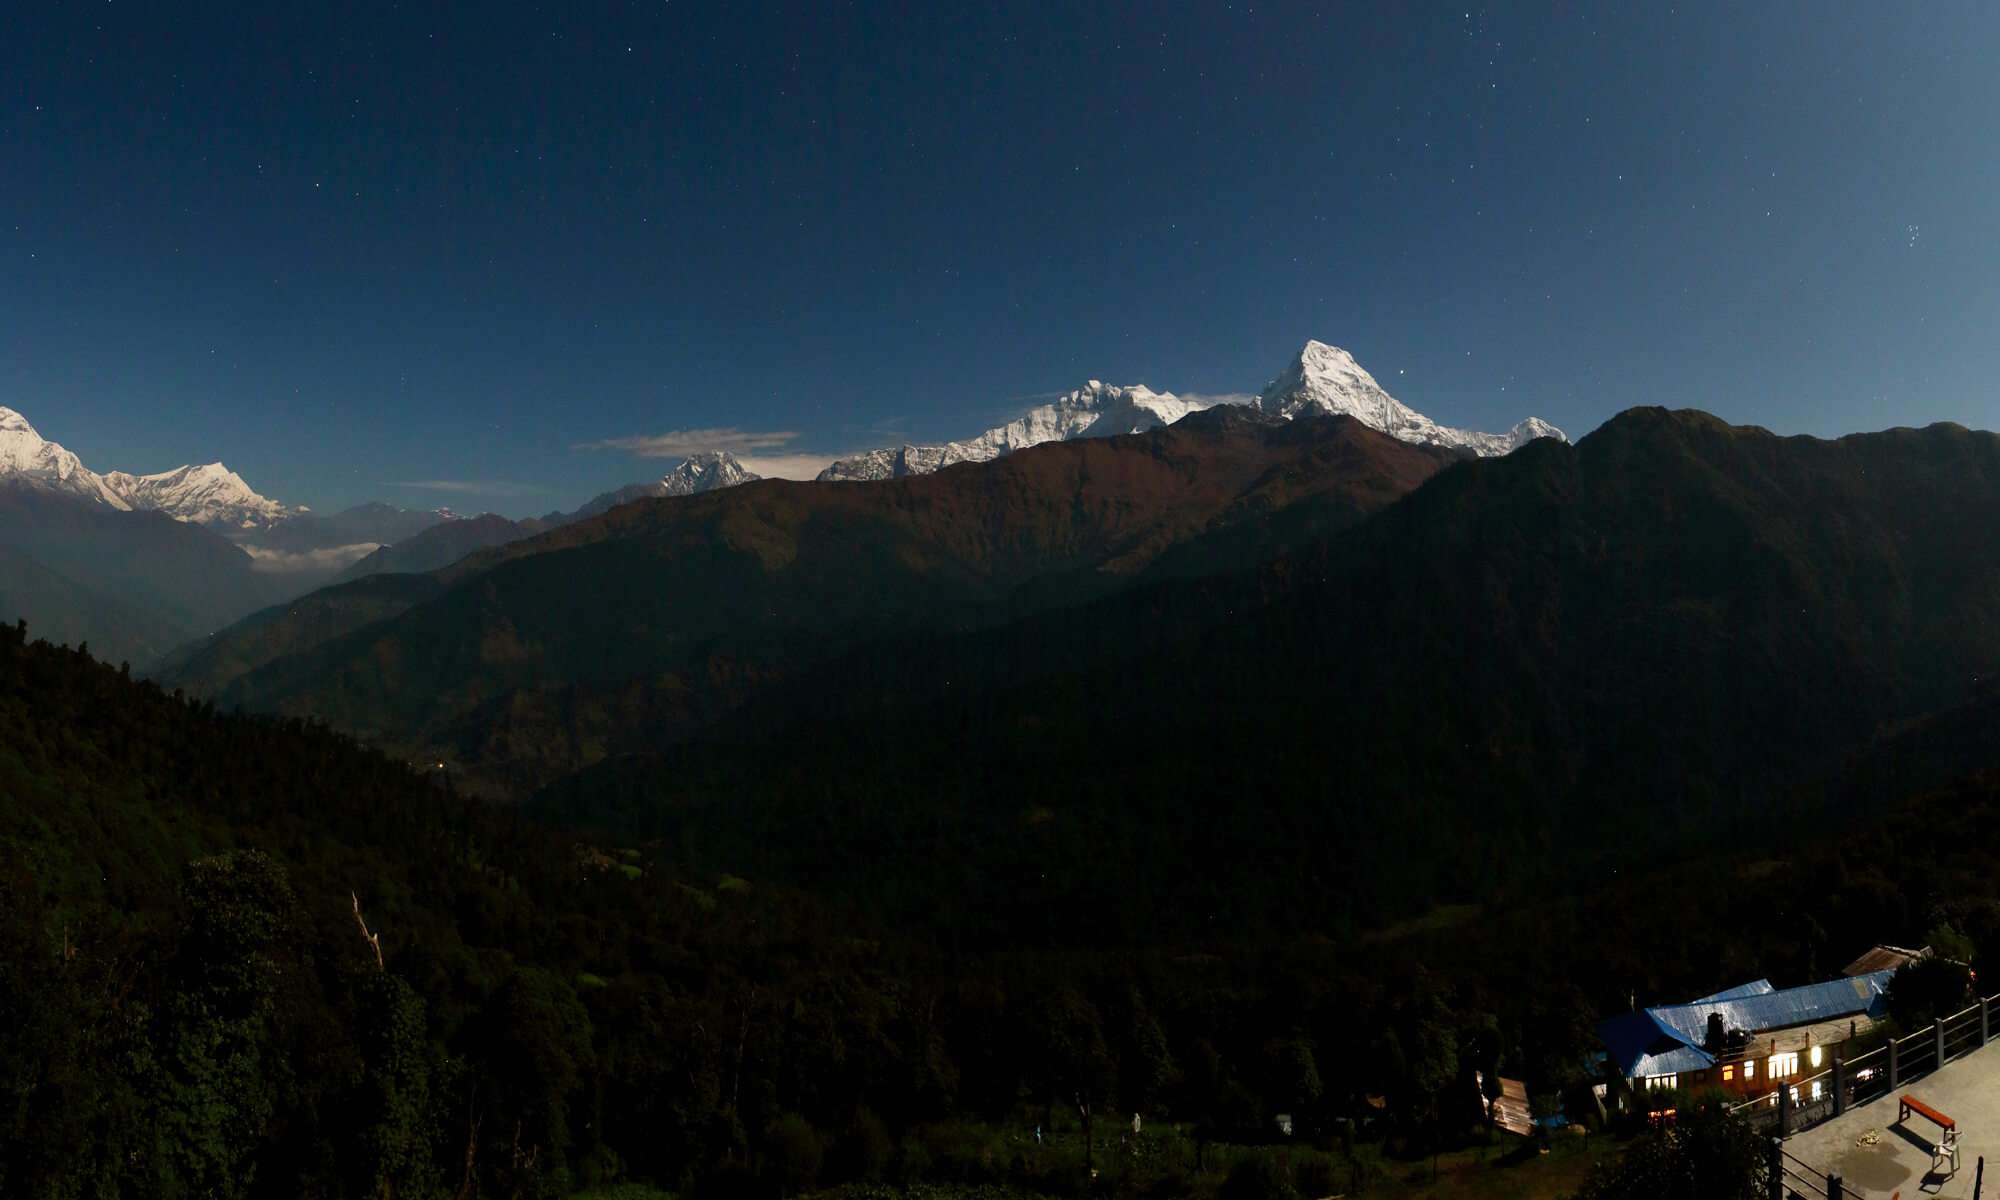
1598, 1009, 1718, 1078
1648, 971, 1894, 1048
1692, 979, 1776, 1003
1597, 971, 1894, 1080
1844, 945, 1926, 977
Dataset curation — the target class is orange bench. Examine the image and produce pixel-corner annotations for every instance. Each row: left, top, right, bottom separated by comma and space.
1898, 1095, 1959, 1174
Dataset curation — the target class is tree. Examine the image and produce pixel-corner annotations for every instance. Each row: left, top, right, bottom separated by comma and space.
1397, 982, 1460, 1181
463, 968, 594, 1199
150, 850, 300, 1200
1259, 1034, 1323, 1116
1025, 987, 1116, 1172
1888, 954, 1972, 1028
763, 1112, 822, 1197
1572, 1101, 1767, 1200
353, 972, 440, 1200
827, 1107, 891, 1185
1117, 988, 1179, 1116
1218, 1155, 1300, 1200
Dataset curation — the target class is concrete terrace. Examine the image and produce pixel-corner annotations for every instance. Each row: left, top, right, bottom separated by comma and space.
1787, 1047, 2000, 1199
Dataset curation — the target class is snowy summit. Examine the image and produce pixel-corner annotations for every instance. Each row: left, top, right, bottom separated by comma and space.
101, 463, 306, 531
0, 405, 134, 508
818, 381, 1217, 482
0, 405, 303, 529
1255, 341, 1561, 457
661, 451, 760, 496
817, 341, 1563, 482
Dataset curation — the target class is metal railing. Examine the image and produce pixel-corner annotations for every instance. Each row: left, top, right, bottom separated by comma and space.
1778, 1145, 1831, 1200
1751, 990, 2000, 1200
1844, 1044, 1890, 1107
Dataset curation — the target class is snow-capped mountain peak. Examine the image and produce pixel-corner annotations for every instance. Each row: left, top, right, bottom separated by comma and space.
816, 380, 1214, 482
1257, 341, 1409, 427
0, 405, 134, 508
661, 451, 760, 496
100, 462, 306, 530
568, 452, 762, 521
0, 404, 306, 529
815, 341, 1563, 482
1256, 341, 1564, 457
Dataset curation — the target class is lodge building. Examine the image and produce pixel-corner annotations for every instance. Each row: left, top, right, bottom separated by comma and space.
1597, 969, 1898, 1101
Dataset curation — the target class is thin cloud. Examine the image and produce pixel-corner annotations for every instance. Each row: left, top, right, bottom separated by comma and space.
242, 543, 382, 574
1181, 392, 1256, 407
391, 479, 551, 497
574, 427, 802, 458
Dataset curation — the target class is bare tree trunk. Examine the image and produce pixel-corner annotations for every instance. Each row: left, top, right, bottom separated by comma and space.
454, 1088, 480, 1200
352, 891, 385, 971
1075, 1094, 1093, 1173
731, 989, 757, 1113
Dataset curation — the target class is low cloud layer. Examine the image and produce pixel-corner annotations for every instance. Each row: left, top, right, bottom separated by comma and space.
574, 427, 802, 459
391, 480, 549, 497
242, 542, 382, 574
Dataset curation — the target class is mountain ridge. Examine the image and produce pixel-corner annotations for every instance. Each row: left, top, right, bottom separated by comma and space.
815, 340, 1563, 481
164, 411, 1459, 788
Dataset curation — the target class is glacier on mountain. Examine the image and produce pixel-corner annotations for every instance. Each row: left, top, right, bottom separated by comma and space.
570, 451, 762, 519
817, 382, 1218, 481
101, 463, 306, 530
1255, 341, 1560, 457
1, 406, 305, 530
0, 406, 135, 509
816, 342, 1563, 482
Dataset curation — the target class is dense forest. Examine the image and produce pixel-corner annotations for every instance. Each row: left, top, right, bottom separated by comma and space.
9, 615, 2000, 1198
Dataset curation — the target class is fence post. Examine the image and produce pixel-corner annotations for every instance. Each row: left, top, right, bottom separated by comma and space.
1778, 1084, 1792, 1137
1829, 1171, 1845, 1200
1890, 1036, 1901, 1090
1833, 1050, 1846, 1117
1937, 1018, 1948, 1068
1768, 1137, 1784, 1200
1984, 997, 1991, 1048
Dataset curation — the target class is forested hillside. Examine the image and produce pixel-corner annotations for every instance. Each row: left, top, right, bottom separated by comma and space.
534, 410, 2000, 936
14, 609, 2000, 1199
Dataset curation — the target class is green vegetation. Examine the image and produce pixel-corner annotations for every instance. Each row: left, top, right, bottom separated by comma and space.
17, 400, 2000, 1200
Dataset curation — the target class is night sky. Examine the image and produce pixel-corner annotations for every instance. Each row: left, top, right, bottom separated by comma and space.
5, 2, 1997, 515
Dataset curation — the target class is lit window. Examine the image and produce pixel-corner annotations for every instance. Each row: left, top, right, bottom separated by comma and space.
1745, 1061, 1756, 1080
1722, 1065, 1734, 1081
1644, 1074, 1678, 1091
1769, 1052, 1800, 1079
1810, 1045, 1823, 1069
1810, 1080, 1823, 1101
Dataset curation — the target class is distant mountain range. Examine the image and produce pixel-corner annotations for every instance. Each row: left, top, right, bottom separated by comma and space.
0, 338, 1572, 682
0, 406, 762, 664
145, 399, 2000, 946
2, 406, 307, 530
817, 340, 1563, 480
159, 408, 1460, 782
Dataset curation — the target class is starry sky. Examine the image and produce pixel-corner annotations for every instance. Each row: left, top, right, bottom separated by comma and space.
4, 2, 1997, 515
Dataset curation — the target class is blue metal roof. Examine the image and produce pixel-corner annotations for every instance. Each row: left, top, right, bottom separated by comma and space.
1597, 971, 1895, 1080
1647, 971, 1893, 1047
1597, 1009, 1718, 1078
1691, 979, 1775, 1003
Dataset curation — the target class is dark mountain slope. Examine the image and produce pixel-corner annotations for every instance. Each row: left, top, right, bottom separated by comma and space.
0, 482, 292, 666
0, 543, 189, 665
335, 512, 549, 582
532, 410, 2000, 939
181, 411, 1458, 789
145, 572, 447, 694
